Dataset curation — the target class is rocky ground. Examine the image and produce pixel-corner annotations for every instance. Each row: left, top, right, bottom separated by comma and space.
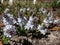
8, 30, 60, 45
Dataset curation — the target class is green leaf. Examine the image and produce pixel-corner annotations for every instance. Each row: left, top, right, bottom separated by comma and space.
2, 35, 9, 44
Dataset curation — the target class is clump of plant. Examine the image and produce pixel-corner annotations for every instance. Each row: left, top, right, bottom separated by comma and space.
17, 26, 27, 36
2, 35, 9, 45
52, 0, 60, 8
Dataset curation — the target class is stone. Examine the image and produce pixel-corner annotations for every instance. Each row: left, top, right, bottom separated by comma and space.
1, 0, 3, 4
33, 0, 36, 5
9, 0, 13, 6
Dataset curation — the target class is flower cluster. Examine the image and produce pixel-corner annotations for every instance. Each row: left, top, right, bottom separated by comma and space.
1, 7, 60, 38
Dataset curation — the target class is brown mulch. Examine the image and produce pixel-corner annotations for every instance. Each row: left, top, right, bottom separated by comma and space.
0, 23, 5, 28
49, 26, 60, 31
0, 40, 3, 45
